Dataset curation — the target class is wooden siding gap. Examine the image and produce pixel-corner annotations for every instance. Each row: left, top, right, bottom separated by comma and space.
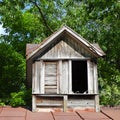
75, 111, 84, 120
51, 112, 56, 120
100, 110, 113, 120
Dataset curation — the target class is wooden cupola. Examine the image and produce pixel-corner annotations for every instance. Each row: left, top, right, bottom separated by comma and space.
26, 26, 105, 112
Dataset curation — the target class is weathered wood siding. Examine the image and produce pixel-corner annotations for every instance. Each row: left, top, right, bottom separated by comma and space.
34, 95, 95, 112
64, 37, 92, 58
32, 59, 98, 95
68, 96, 95, 109
32, 62, 41, 94
93, 63, 98, 94
60, 61, 69, 94
40, 40, 86, 59
87, 60, 94, 94
44, 62, 57, 94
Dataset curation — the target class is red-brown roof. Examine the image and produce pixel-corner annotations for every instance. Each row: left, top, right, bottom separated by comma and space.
0, 106, 120, 120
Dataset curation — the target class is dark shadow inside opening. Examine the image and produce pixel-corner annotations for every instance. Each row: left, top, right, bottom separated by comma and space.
72, 61, 88, 93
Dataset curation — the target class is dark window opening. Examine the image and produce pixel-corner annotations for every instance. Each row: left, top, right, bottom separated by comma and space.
72, 61, 88, 93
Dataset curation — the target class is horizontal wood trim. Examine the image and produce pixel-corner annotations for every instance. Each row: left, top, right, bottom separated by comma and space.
37, 58, 91, 61
36, 103, 62, 107
45, 86, 57, 89
45, 88, 57, 94
34, 94, 98, 96
45, 80, 57, 86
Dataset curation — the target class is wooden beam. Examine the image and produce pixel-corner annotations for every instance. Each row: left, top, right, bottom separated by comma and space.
87, 60, 94, 94
68, 60, 72, 94
94, 63, 98, 94
32, 95, 36, 112
58, 60, 62, 94
95, 95, 100, 112
37, 58, 91, 61
32, 63, 35, 93
63, 95, 68, 112
41, 61, 45, 94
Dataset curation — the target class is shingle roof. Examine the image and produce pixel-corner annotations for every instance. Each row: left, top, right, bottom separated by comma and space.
0, 106, 120, 120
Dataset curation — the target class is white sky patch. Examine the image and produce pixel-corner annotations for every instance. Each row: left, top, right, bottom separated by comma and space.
0, 24, 5, 35
0, 24, 8, 35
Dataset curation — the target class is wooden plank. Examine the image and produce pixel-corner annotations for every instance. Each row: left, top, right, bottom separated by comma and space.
32, 63, 35, 93
32, 95, 36, 112
93, 62, 98, 94
57, 61, 61, 94
36, 103, 62, 107
45, 86, 57, 89
87, 60, 94, 94
44, 80, 57, 86
68, 60, 72, 94
45, 88, 57, 94
63, 95, 68, 112
39, 58, 91, 60
59, 60, 63, 94
32, 62, 40, 94
61, 61, 69, 94
68, 99, 94, 107
45, 76, 57, 82
41, 61, 45, 94
95, 95, 100, 112
37, 61, 41, 93
35, 62, 39, 93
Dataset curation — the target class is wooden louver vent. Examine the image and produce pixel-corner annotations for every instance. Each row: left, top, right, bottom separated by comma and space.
44, 62, 57, 94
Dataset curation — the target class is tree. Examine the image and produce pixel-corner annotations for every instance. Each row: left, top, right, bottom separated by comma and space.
0, 42, 25, 103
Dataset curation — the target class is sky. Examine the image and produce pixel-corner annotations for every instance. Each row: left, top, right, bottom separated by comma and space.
0, 24, 4, 34
0, 24, 7, 35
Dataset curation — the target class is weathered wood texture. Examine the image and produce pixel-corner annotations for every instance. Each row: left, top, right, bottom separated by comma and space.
32, 62, 41, 94
93, 63, 98, 94
32, 60, 98, 95
87, 60, 94, 94
32, 95, 36, 112
40, 40, 88, 59
60, 61, 69, 94
64, 34, 94, 58
44, 62, 57, 94
27, 26, 105, 112
68, 96, 95, 109
34, 95, 95, 112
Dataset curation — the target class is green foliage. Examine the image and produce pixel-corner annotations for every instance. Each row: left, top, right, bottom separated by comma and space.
0, 43, 26, 102
10, 91, 26, 107
8, 84, 31, 107
0, 99, 6, 106
9, 85, 31, 107
99, 59, 120, 106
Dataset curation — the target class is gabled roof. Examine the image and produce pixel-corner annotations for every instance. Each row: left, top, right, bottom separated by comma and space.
26, 25, 105, 60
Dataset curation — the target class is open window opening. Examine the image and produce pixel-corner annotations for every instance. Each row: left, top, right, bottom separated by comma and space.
72, 61, 88, 93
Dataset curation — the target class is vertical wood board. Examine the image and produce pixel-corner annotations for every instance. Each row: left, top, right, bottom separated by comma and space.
87, 60, 94, 94
60, 61, 69, 94
93, 63, 98, 94
32, 62, 41, 94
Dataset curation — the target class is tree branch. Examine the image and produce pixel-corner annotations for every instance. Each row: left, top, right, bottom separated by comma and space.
30, 0, 53, 33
